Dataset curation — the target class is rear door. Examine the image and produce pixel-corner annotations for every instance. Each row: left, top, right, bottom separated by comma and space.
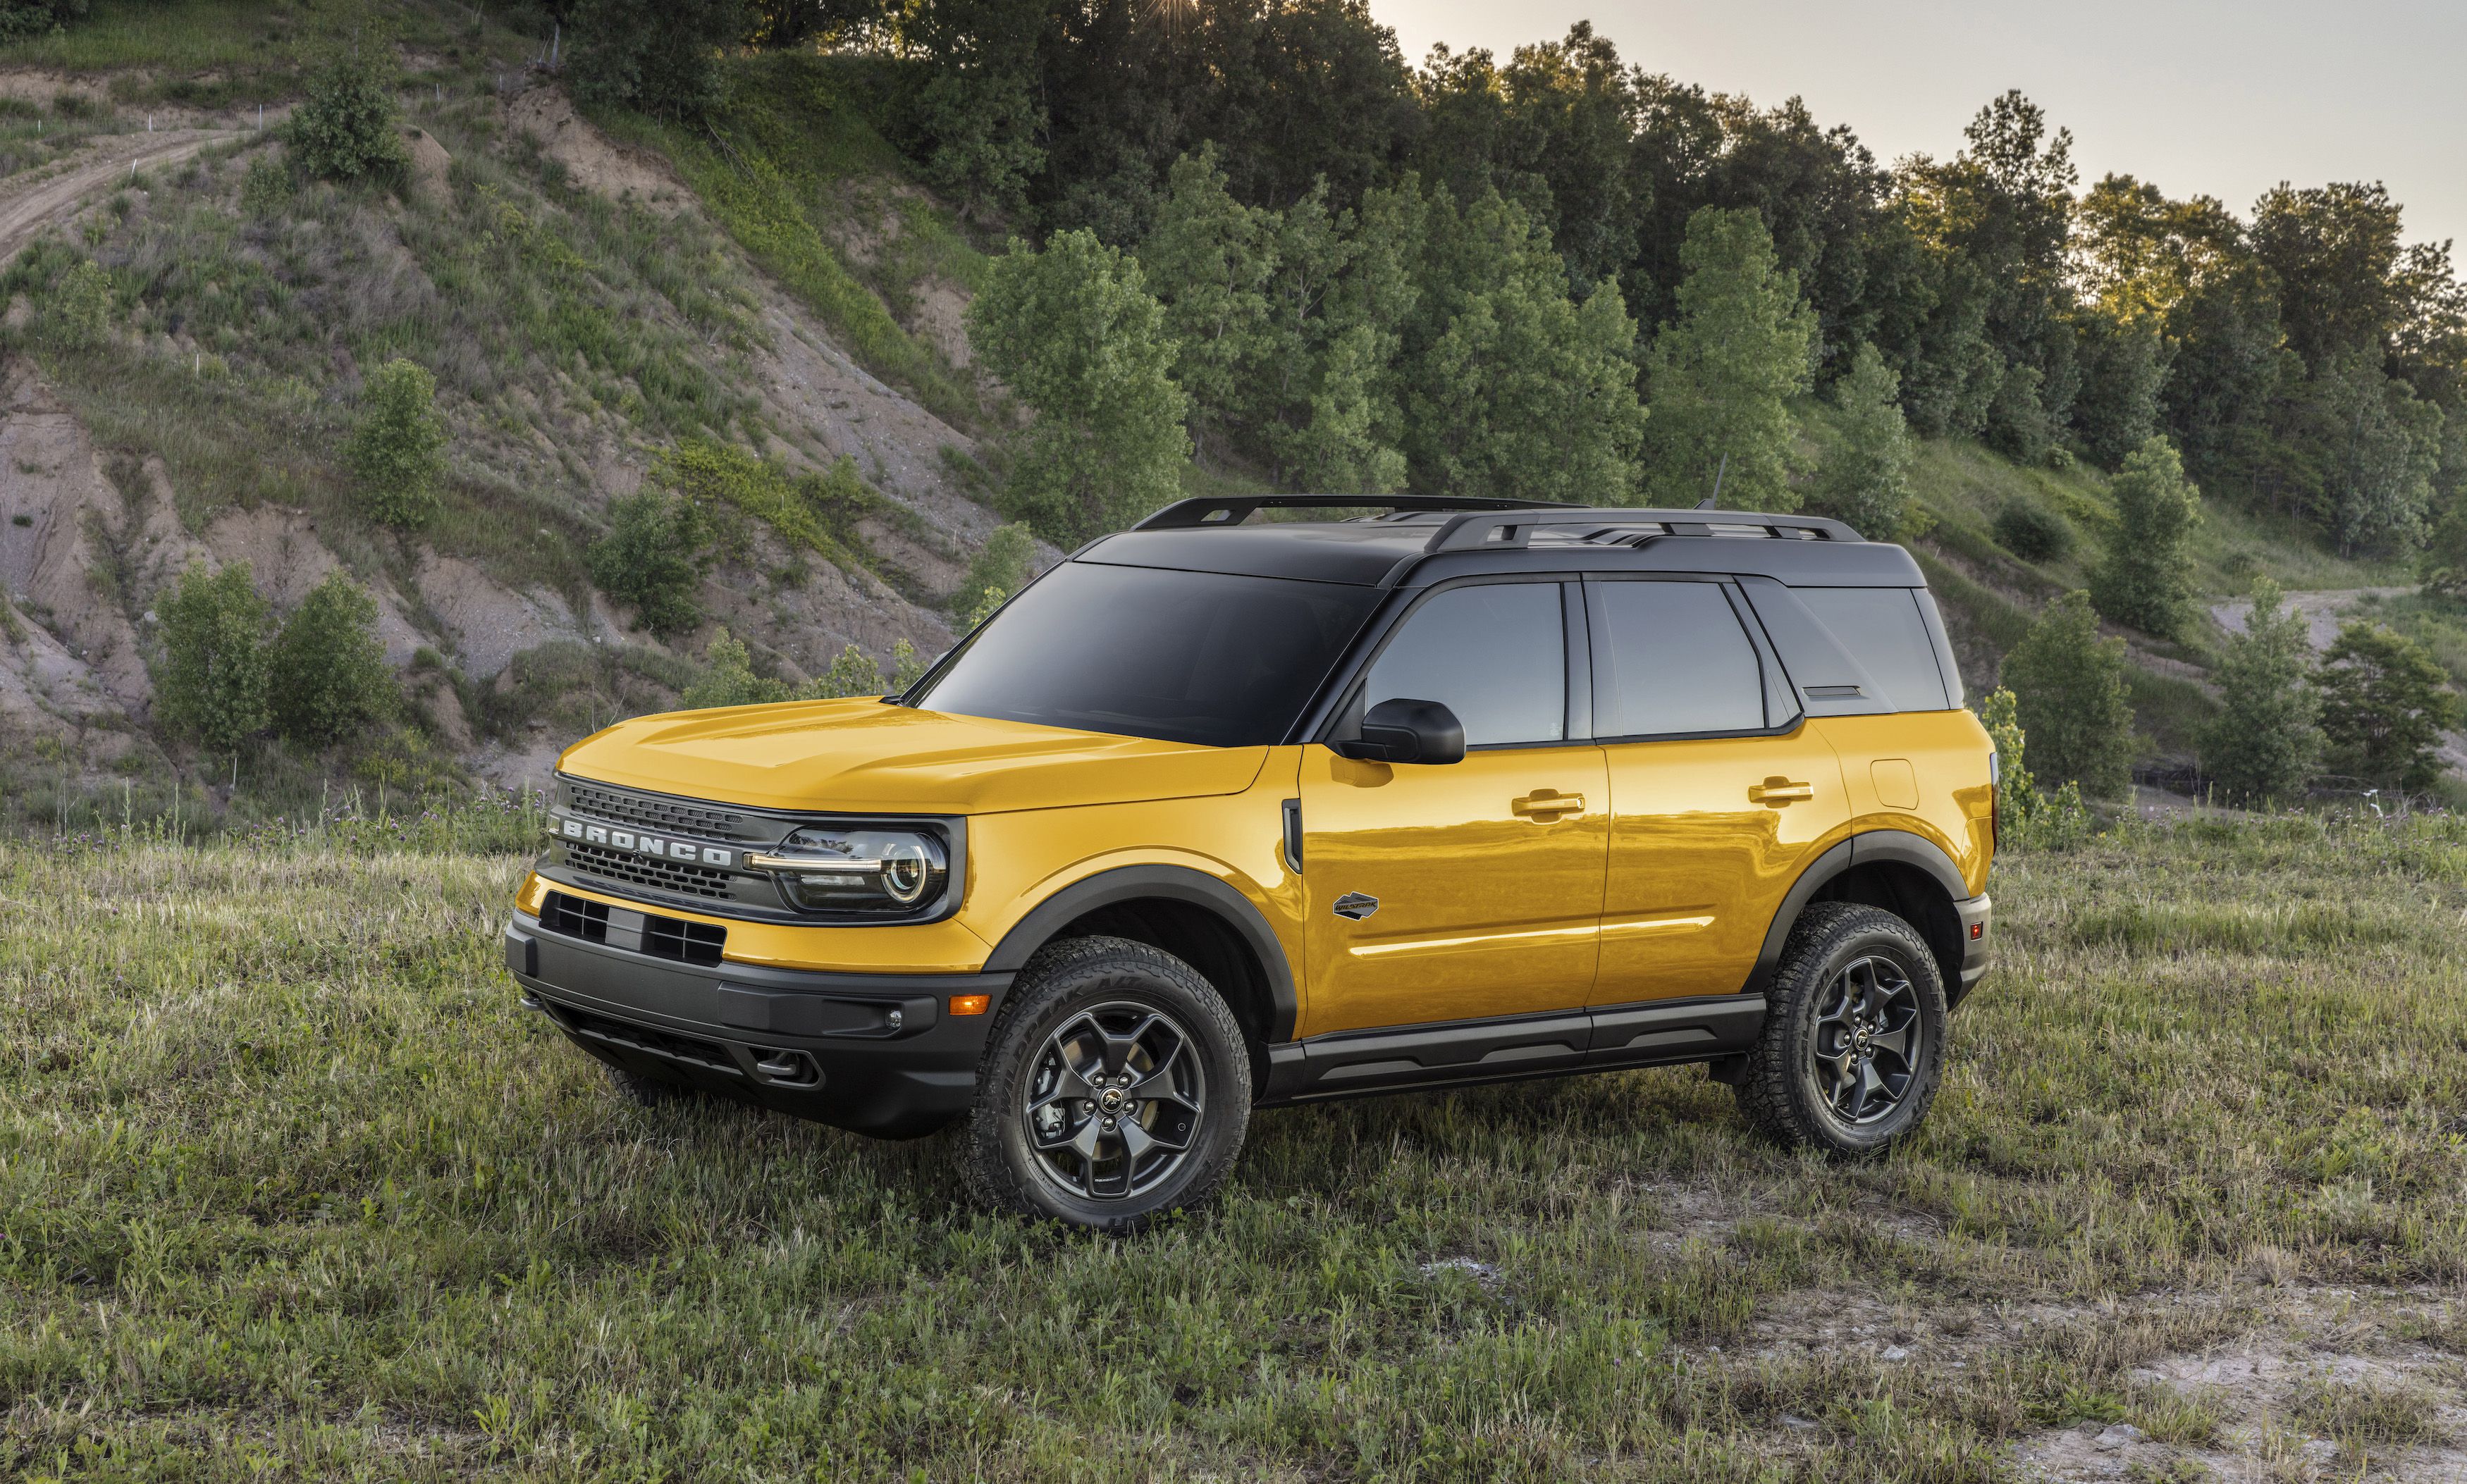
1586, 576, 1849, 1010
1299, 579, 1608, 1037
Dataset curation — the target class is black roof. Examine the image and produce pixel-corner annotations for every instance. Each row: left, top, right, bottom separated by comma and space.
1074, 495, 1928, 589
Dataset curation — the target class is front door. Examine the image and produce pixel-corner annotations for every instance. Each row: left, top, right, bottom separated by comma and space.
1584, 577, 1850, 1005
1300, 580, 1608, 1037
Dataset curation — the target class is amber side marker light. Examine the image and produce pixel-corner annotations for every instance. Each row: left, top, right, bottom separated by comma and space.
949, 994, 991, 1016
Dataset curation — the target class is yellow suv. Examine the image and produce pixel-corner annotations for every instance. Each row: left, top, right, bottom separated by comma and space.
506, 497, 1995, 1230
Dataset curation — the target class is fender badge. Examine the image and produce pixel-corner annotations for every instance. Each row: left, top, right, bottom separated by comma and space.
1332, 892, 1379, 921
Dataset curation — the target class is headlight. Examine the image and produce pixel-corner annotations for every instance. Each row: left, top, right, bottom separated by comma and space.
749, 826, 950, 915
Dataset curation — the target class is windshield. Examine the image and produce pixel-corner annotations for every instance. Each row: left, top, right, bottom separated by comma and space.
906, 561, 1382, 746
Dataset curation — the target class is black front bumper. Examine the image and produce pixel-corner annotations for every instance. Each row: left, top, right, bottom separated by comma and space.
505, 911, 1011, 1138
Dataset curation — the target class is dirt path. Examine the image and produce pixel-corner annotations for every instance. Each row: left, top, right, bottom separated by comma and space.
0, 128, 242, 266
2210, 586, 2415, 650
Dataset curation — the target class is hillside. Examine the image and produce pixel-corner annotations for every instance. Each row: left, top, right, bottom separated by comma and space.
0, 2, 2457, 828
0, 11, 1019, 822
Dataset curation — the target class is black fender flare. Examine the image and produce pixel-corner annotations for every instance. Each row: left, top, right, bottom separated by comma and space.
983, 864, 1299, 1042
1742, 829, 1970, 995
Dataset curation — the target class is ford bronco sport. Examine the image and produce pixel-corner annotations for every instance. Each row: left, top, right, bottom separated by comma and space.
505, 496, 1995, 1230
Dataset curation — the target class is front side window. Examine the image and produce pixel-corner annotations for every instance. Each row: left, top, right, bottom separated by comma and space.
1592, 579, 1769, 738
1364, 582, 1566, 748
907, 562, 1381, 747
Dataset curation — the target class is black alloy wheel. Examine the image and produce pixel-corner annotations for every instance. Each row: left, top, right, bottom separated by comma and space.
964, 935, 1251, 1232
1735, 901, 1948, 1155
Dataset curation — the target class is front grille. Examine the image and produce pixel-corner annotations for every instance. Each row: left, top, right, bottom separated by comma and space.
565, 779, 750, 839
553, 1003, 742, 1075
539, 890, 727, 966
565, 841, 735, 900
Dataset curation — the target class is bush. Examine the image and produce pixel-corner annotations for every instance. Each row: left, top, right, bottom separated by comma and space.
2002, 590, 2134, 800
44, 259, 113, 350
288, 38, 409, 184
1972, 685, 2093, 848
2318, 621, 2461, 793
1994, 498, 2074, 563
154, 562, 273, 753
344, 359, 448, 528
0, 0, 84, 42
589, 488, 713, 638
2199, 579, 2321, 805
681, 628, 789, 710
955, 521, 1033, 627
269, 571, 397, 748
569, 0, 744, 120
2091, 435, 2203, 638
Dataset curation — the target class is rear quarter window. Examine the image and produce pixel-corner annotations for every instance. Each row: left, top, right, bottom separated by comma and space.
1791, 588, 1952, 712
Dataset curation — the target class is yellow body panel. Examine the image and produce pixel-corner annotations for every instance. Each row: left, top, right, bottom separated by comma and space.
538, 696, 1991, 1027
1594, 724, 1850, 1003
1296, 744, 1608, 1037
1810, 711, 1997, 896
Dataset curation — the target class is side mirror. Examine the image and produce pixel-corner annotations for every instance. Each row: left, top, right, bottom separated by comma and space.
1337, 698, 1465, 765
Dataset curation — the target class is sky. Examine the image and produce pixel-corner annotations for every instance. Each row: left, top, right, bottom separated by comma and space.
1372, 1, 2467, 254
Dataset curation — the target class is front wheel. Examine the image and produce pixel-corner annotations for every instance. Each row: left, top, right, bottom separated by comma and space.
961, 936, 1251, 1232
1735, 902, 1947, 1155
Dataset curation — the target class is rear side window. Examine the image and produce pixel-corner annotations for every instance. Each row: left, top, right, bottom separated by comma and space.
1792, 588, 1951, 712
1366, 582, 1565, 748
1589, 580, 1771, 738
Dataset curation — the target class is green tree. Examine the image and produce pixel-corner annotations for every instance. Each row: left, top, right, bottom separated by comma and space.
1639, 206, 1816, 509
590, 488, 714, 638
1138, 147, 1274, 455
1398, 186, 1647, 503
682, 628, 790, 710
287, 25, 409, 184
2318, 621, 2461, 793
2091, 435, 2203, 638
44, 259, 112, 350
1811, 343, 1914, 536
0, 0, 86, 42
2306, 351, 2444, 556
966, 229, 1191, 543
2070, 310, 2169, 467
794, 640, 923, 700
956, 521, 1034, 628
1972, 684, 2091, 848
2198, 579, 2321, 804
154, 562, 273, 754
901, 0, 1045, 221
269, 571, 396, 748
2002, 590, 2134, 800
344, 359, 448, 528
568, 0, 744, 119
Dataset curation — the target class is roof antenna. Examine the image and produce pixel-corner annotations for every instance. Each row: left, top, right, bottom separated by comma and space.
1697, 452, 1727, 511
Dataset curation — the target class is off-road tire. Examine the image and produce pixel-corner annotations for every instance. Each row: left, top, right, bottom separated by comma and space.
1735, 902, 1947, 1155
962, 935, 1251, 1232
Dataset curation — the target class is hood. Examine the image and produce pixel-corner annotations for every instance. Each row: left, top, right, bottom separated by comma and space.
558, 699, 1269, 815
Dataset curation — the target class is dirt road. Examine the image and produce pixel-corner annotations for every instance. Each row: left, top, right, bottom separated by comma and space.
0, 128, 243, 265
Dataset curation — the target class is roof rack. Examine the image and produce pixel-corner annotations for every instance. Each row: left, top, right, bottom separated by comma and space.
1419, 507, 1861, 552
1133, 494, 1583, 530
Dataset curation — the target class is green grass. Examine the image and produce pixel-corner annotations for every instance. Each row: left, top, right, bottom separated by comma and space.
595, 52, 985, 433
6, 815, 2467, 1476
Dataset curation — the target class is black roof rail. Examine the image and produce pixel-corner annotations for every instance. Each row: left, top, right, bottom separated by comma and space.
1422, 507, 1863, 552
1133, 494, 1584, 530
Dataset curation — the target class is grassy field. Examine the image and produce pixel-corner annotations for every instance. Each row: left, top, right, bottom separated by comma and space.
4, 816, 2466, 1480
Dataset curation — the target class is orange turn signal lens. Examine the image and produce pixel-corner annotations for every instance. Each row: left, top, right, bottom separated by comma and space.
948, 994, 990, 1016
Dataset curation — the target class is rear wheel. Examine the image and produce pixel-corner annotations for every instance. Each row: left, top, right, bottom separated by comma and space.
963, 936, 1251, 1232
1735, 902, 1946, 1155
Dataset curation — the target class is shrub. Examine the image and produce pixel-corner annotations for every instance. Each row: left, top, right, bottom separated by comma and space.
1994, 498, 2074, 563
44, 259, 113, 350
2318, 621, 2461, 793
287, 37, 409, 184
681, 628, 789, 710
2199, 579, 2321, 805
269, 571, 397, 748
2002, 590, 2134, 800
2091, 435, 2203, 638
956, 521, 1033, 627
589, 488, 713, 638
343, 359, 448, 528
154, 562, 273, 753
0, 0, 85, 42
1972, 685, 2093, 848
568, 0, 743, 120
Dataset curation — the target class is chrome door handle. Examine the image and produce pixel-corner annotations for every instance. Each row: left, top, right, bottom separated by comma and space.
1749, 778, 1815, 804
1511, 790, 1586, 820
